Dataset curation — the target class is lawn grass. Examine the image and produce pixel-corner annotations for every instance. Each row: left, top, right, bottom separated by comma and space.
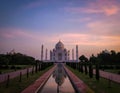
67, 66, 120, 93
0, 66, 53, 93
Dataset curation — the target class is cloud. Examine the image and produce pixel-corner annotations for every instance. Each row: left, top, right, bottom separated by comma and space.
65, 0, 119, 16
86, 15, 120, 36
1, 28, 119, 47
102, 5, 119, 16
67, 17, 91, 23
0, 28, 47, 43
65, 0, 120, 37
48, 33, 120, 48
0, 28, 120, 59
0, 28, 34, 39
0, 28, 54, 59
23, 0, 42, 9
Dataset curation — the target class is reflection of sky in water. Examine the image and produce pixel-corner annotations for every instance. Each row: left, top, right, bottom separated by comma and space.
39, 64, 75, 93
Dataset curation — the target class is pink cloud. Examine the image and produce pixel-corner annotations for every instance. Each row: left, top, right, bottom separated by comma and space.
87, 16, 120, 36
49, 33, 120, 48
0, 28, 120, 59
65, 0, 119, 16
0, 28, 44, 41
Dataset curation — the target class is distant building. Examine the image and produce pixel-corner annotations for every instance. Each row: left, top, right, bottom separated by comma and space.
41, 40, 79, 62
42, 40, 79, 62
51, 41, 68, 62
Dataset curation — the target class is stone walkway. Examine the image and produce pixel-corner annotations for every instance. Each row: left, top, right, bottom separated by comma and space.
93, 69, 120, 83
21, 66, 56, 93
0, 67, 33, 83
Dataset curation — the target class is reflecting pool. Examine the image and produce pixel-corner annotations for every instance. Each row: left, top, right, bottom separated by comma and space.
38, 63, 75, 93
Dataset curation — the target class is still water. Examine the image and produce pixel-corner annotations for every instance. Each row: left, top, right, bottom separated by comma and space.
38, 63, 75, 93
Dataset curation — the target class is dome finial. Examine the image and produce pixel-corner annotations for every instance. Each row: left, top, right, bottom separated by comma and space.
59, 39, 61, 42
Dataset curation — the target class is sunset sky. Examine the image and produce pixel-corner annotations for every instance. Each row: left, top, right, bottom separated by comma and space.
0, 0, 120, 59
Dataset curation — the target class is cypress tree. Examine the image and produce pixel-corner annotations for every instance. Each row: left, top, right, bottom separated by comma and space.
39, 63, 40, 71
84, 63, 88, 75
32, 66, 34, 75
81, 63, 83, 73
6, 75, 10, 88
96, 63, 100, 81
35, 61, 38, 73
78, 62, 80, 72
27, 68, 29, 78
89, 62, 93, 78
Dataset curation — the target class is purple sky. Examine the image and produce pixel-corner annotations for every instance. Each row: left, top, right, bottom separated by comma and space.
0, 0, 120, 59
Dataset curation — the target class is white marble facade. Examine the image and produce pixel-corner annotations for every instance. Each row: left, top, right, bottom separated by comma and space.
50, 41, 69, 62
42, 41, 78, 62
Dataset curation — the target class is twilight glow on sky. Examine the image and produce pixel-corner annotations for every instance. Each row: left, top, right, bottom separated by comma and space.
0, 0, 120, 59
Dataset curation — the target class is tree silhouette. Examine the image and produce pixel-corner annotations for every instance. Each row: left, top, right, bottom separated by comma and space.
79, 55, 88, 74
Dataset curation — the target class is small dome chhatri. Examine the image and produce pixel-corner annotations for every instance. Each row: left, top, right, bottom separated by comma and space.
55, 40, 64, 50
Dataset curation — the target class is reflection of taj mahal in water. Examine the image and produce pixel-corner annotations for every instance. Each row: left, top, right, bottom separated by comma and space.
41, 41, 79, 62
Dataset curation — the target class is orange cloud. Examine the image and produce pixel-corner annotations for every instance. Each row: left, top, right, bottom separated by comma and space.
102, 5, 119, 16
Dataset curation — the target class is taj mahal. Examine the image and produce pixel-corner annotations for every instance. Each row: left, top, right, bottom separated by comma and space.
41, 40, 79, 62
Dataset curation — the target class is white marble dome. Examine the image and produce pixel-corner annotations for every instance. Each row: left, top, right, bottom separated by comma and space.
55, 41, 64, 50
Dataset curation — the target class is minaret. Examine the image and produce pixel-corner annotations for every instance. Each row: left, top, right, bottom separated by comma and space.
41, 45, 44, 61
45, 48, 47, 60
68, 50, 70, 61
50, 50, 52, 61
72, 49, 74, 61
76, 45, 79, 62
